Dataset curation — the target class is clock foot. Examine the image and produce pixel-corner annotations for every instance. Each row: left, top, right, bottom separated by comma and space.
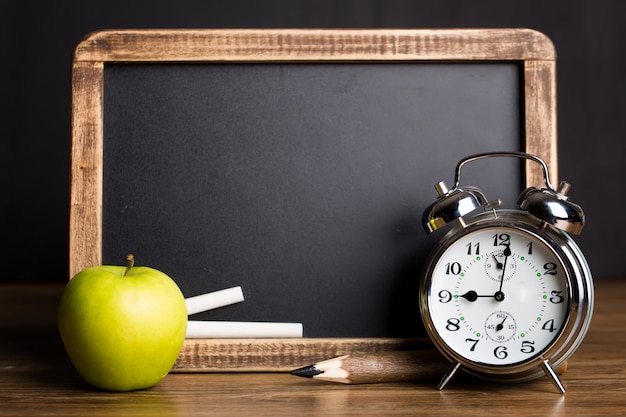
437, 361, 461, 390
540, 360, 566, 394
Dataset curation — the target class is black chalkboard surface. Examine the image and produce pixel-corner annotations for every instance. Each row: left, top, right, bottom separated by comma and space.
70, 29, 557, 369
102, 62, 522, 337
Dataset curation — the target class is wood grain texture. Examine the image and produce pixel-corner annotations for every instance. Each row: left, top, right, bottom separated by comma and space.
174, 338, 433, 372
1, 278, 623, 416
524, 59, 558, 186
69, 29, 558, 370
73, 28, 555, 62
69, 61, 103, 276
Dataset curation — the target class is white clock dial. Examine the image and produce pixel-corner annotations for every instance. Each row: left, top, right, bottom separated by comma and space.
426, 227, 569, 366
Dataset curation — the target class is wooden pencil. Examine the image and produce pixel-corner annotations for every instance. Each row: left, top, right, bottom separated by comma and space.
291, 351, 569, 385
290, 350, 449, 384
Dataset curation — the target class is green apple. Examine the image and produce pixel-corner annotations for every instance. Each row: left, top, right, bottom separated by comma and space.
58, 255, 187, 391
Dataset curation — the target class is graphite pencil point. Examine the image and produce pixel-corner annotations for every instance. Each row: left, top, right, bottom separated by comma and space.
291, 365, 323, 378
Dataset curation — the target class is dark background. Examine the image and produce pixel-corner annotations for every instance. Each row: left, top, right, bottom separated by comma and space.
2, 0, 624, 282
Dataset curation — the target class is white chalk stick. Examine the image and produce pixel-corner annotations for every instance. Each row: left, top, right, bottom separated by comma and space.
186, 320, 303, 338
185, 286, 245, 316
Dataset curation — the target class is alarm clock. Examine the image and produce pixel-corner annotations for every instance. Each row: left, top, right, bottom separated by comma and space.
419, 152, 593, 393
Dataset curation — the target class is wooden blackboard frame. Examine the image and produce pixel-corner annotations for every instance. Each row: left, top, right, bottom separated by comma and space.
70, 29, 557, 372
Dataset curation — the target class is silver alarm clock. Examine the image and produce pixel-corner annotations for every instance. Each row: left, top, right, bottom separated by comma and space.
419, 152, 593, 393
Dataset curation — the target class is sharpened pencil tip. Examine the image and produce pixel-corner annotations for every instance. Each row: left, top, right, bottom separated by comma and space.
291, 365, 324, 378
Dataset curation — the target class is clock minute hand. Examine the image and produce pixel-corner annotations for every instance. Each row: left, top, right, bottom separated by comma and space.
495, 245, 511, 301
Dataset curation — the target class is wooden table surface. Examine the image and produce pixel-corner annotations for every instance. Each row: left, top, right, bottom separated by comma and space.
1, 278, 625, 416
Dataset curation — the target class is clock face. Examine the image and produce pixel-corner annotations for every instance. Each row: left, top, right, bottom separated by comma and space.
424, 226, 570, 367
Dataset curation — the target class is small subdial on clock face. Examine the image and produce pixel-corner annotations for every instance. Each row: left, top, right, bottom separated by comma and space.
485, 311, 517, 343
484, 249, 517, 282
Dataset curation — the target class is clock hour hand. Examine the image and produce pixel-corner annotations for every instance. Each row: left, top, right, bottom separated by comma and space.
460, 287, 507, 302
460, 290, 495, 302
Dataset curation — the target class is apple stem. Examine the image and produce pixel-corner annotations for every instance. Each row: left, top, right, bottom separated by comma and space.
124, 254, 134, 277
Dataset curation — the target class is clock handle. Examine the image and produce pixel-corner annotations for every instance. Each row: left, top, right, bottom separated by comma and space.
454, 152, 585, 234
451, 151, 556, 192
423, 151, 585, 235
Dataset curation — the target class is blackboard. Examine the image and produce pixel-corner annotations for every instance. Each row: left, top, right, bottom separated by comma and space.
70, 29, 557, 370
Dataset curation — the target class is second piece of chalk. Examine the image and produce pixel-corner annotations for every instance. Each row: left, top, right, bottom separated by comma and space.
186, 320, 303, 338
